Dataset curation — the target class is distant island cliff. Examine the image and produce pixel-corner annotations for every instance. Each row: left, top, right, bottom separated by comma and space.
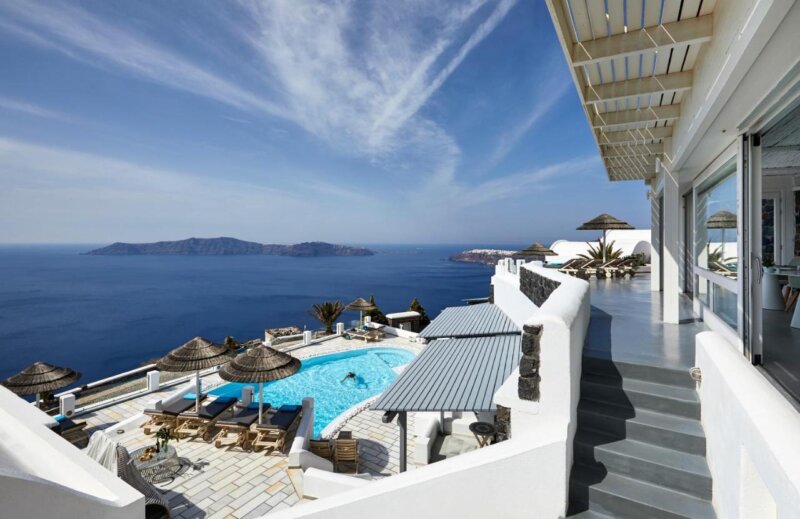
84, 237, 374, 257
449, 248, 516, 266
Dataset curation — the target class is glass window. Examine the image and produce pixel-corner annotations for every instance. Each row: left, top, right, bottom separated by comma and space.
712, 283, 738, 329
695, 168, 738, 279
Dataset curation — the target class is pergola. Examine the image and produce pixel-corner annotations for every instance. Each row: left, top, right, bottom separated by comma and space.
372, 335, 520, 471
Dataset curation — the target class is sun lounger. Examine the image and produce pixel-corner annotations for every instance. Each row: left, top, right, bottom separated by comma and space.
49, 416, 89, 448
175, 396, 237, 441
141, 394, 207, 435
333, 438, 359, 473
251, 404, 302, 455
212, 403, 269, 450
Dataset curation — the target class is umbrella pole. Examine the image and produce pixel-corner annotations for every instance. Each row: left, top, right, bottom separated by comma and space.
35, 392, 40, 409
258, 382, 264, 424
602, 230, 607, 264
195, 370, 201, 413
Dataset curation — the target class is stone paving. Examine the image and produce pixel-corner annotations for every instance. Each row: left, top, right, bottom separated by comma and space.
77, 336, 423, 517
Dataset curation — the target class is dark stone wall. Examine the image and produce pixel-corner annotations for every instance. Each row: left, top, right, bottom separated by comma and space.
518, 323, 542, 401
520, 267, 561, 306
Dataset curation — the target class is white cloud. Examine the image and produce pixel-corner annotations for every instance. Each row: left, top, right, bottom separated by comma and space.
0, 97, 75, 122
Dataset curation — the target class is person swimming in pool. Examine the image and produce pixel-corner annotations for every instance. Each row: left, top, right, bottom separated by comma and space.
341, 371, 356, 382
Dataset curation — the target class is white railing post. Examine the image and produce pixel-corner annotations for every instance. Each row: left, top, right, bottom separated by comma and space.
59, 393, 76, 418
303, 330, 313, 345
146, 370, 160, 392
336, 322, 345, 335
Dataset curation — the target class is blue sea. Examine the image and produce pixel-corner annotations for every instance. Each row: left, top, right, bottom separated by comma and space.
0, 244, 515, 385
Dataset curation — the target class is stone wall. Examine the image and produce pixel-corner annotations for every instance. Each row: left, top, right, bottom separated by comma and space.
520, 267, 561, 306
518, 324, 542, 402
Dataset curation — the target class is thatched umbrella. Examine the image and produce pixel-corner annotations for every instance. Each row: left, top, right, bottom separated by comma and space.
2, 362, 81, 408
577, 213, 634, 263
219, 346, 301, 424
156, 337, 232, 413
706, 210, 737, 263
346, 297, 375, 327
516, 243, 557, 262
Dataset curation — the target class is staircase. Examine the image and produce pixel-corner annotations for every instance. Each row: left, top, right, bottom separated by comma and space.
567, 356, 716, 519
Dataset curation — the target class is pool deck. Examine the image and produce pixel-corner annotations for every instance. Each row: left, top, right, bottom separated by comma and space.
80, 335, 423, 518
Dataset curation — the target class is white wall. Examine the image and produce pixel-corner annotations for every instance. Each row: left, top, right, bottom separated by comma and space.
491, 262, 538, 327
697, 332, 800, 519
0, 387, 142, 519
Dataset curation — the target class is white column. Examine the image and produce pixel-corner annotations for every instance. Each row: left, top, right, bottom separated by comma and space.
650, 188, 662, 292
663, 163, 681, 324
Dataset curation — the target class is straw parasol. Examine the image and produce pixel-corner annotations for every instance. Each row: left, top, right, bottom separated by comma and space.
706, 210, 737, 262
346, 297, 376, 327
2, 362, 81, 408
156, 337, 232, 413
577, 213, 634, 263
219, 346, 301, 424
516, 242, 557, 262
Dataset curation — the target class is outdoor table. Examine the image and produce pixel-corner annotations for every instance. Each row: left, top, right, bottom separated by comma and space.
762, 269, 786, 311
130, 445, 181, 484
469, 421, 495, 448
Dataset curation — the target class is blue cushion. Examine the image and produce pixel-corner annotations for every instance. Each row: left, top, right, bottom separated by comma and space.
246, 402, 265, 410
183, 393, 201, 400
54, 414, 66, 423
214, 396, 237, 404
279, 404, 301, 413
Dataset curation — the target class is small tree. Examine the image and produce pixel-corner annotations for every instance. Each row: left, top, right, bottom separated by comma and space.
309, 301, 345, 333
408, 297, 431, 327
365, 294, 388, 325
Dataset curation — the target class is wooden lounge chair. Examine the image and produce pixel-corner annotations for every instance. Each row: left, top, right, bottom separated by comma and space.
251, 404, 302, 455
309, 439, 334, 461
557, 258, 584, 274
50, 416, 89, 448
141, 394, 207, 435
333, 438, 359, 473
212, 403, 268, 450
175, 396, 237, 441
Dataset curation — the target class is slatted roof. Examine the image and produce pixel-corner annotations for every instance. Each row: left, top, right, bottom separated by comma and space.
545, 0, 717, 181
419, 303, 519, 339
372, 335, 521, 413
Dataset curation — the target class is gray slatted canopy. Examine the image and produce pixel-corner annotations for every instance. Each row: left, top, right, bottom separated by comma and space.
419, 303, 519, 339
372, 335, 521, 413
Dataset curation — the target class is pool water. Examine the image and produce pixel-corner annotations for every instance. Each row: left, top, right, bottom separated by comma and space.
209, 347, 416, 437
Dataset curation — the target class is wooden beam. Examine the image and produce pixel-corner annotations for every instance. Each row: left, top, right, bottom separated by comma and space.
602, 143, 664, 158
592, 105, 680, 129
605, 155, 657, 170
607, 167, 651, 181
573, 15, 713, 66
598, 126, 673, 145
585, 71, 692, 105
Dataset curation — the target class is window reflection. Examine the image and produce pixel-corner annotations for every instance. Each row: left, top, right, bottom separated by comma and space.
696, 170, 738, 279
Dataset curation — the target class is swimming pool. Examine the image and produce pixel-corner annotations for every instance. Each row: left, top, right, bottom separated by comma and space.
209, 347, 416, 437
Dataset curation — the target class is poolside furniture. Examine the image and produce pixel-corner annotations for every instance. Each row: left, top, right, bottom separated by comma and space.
469, 421, 495, 448
130, 445, 181, 485
556, 258, 585, 274
175, 396, 237, 441
116, 446, 171, 519
349, 329, 382, 342
309, 439, 334, 461
333, 438, 359, 473
252, 404, 302, 455
141, 394, 207, 435
49, 415, 89, 448
212, 403, 267, 450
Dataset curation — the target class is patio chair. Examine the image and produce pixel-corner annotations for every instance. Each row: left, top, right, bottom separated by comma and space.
212, 403, 268, 450
141, 394, 207, 435
175, 396, 237, 441
251, 404, 302, 455
309, 439, 334, 461
557, 258, 584, 274
116, 446, 171, 519
333, 438, 359, 473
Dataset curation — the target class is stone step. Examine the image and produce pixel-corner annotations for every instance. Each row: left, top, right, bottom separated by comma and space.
570, 465, 716, 519
582, 356, 695, 389
577, 400, 706, 455
574, 430, 712, 499
566, 510, 615, 519
581, 373, 701, 419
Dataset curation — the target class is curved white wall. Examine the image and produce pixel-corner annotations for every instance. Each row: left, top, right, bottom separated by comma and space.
549, 229, 651, 264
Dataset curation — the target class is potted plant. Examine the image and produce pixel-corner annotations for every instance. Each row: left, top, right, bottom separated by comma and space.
155, 426, 179, 453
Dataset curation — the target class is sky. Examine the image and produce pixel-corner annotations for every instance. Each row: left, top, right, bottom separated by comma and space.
0, 0, 650, 246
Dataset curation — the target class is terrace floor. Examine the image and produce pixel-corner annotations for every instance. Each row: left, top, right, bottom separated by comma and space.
585, 275, 707, 369
79, 336, 422, 518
